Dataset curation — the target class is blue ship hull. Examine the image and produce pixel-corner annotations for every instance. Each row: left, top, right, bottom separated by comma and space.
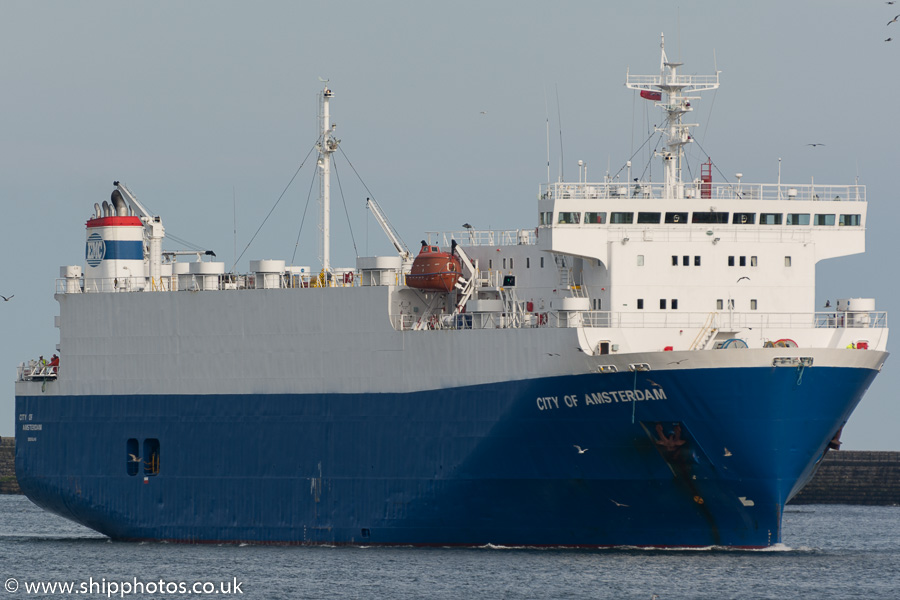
15, 364, 876, 547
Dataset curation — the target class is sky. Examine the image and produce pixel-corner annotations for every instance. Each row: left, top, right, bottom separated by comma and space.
0, 1, 897, 449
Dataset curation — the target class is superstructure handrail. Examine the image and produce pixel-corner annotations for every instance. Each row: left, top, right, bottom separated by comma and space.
540, 181, 865, 202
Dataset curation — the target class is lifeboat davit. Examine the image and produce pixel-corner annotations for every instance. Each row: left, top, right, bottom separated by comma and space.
406, 241, 462, 293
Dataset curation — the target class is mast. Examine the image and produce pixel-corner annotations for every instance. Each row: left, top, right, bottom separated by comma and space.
317, 86, 339, 273
625, 33, 719, 199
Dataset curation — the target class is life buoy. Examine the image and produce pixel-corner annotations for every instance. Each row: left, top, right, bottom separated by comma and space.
538, 313, 548, 326
343, 272, 354, 284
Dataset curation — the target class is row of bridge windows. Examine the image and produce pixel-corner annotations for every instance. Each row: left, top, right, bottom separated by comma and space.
636, 298, 758, 310
543, 211, 861, 226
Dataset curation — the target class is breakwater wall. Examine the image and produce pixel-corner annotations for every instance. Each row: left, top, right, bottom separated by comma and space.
789, 450, 900, 505
0, 437, 20, 494
0, 441, 897, 504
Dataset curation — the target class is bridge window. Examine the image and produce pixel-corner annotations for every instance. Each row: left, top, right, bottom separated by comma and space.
610, 212, 634, 224
665, 212, 688, 224
585, 212, 606, 224
787, 213, 810, 226
760, 213, 783, 225
691, 211, 729, 224
733, 212, 755, 225
815, 214, 836, 226
638, 212, 661, 224
558, 212, 581, 224
839, 214, 861, 226
539, 212, 553, 226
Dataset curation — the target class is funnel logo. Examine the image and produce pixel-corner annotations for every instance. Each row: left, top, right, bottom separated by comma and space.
86, 233, 106, 267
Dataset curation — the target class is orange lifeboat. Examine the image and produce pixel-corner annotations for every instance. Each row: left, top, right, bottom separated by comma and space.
406, 241, 462, 293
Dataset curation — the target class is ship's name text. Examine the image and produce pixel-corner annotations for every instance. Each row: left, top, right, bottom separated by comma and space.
536, 388, 666, 411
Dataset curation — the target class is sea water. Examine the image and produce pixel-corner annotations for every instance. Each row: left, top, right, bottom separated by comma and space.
0, 495, 897, 599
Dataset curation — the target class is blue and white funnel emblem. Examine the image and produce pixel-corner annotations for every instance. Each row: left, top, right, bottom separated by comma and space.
86, 233, 106, 267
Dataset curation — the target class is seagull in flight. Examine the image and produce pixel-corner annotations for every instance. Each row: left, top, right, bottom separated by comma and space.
889, 15, 900, 25
737, 276, 750, 283
886, 37, 893, 42
667, 358, 688, 365
0, 295, 13, 301
724, 448, 733, 457
609, 498, 629, 507
462, 223, 472, 229
128, 454, 142, 462
479, 111, 488, 115
805, 143, 826, 147
573, 445, 589, 454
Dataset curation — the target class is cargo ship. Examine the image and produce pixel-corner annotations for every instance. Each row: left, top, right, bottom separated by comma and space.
14, 36, 888, 547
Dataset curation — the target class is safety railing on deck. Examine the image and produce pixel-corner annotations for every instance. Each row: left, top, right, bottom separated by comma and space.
540, 181, 865, 203
391, 310, 888, 332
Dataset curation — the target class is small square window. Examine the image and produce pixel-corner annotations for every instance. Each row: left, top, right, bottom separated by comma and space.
503, 258, 507, 269
750, 299, 758, 310
740, 256, 746, 267
671, 299, 678, 310
751, 256, 758, 267
526, 257, 530, 268
637, 255, 645, 266
694, 256, 701, 266
660, 299, 667, 310
716, 299, 723, 310
728, 256, 735, 267
672, 256, 678, 266
540, 257, 544, 268
637, 299, 644, 310
727, 299, 735, 309
785, 256, 792, 267
682, 255, 689, 266
510, 258, 514, 269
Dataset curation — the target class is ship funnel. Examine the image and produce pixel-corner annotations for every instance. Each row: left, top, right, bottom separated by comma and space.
102, 200, 110, 217
94, 203, 101, 219
111, 189, 128, 216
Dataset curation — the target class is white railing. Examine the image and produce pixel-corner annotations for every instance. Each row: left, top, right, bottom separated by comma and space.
426, 229, 536, 247
540, 181, 865, 203
390, 310, 887, 332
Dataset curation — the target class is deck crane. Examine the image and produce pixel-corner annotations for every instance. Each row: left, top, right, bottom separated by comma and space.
111, 181, 166, 290
366, 197, 413, 271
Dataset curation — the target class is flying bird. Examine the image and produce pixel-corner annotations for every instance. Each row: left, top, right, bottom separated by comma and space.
805, 143, 826, 147
128, 454, 142, 462
724, 448, 733, 457
479, 111, 488, 115
462, 223, 472, 229
573, 445, 589, 454
667, 358, 688, 365
889, 15, 899, 25
737, 276, 750, 283
609, 498, 629, 507
886, 37, 893, 42
0, 295, 13, 301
